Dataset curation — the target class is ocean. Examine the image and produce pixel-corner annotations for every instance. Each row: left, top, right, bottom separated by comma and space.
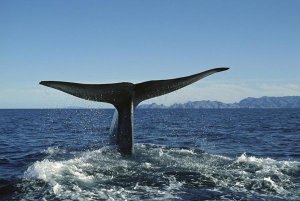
0, 109, 299, 200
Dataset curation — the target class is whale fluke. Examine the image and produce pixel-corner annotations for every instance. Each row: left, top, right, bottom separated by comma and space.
134, 67, 228, 105
40, 67, 229, 155
39, 81, 134, 107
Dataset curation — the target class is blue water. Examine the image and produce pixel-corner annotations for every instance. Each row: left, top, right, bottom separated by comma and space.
0, 109, 299, 200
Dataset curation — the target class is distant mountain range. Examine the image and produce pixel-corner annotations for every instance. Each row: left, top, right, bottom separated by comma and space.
138, 96, 300, 109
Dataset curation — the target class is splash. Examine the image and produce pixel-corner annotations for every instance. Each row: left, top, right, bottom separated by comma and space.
19, 145, 300, 200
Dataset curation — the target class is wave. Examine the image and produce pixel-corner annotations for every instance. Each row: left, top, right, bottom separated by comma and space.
14, 144, 300, 200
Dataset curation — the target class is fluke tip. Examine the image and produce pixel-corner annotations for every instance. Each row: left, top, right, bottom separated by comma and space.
219, 67, 230, 71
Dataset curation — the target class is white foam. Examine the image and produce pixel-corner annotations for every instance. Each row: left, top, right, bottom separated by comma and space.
24, 146, 182, 200
43, 146, 66, 156
25, 159, 64, 182
263, 177, 287, 194
236, 153, 277, 164
53, 183, 62, 194
232, 153, 300, 199
23, 145, 300, 200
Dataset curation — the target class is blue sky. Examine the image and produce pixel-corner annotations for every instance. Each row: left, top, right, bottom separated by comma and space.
1, 0, 300, 108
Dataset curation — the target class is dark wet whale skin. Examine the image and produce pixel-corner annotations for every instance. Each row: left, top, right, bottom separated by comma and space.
40, 67, 229, 155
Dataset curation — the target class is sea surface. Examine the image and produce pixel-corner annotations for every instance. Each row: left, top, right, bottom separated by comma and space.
0, 109, 299, 200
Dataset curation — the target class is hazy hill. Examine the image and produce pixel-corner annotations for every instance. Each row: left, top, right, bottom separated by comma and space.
238, 96, 300, 108
138, 96, 300, 109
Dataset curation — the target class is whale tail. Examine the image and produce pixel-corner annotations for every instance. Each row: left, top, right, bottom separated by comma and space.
40, 67, 229, 155
40, 67, 229, 108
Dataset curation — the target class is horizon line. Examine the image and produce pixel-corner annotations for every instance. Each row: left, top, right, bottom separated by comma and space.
1, 95, 299, 109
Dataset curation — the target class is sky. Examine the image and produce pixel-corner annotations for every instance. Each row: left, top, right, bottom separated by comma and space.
1, 0, 300, 108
